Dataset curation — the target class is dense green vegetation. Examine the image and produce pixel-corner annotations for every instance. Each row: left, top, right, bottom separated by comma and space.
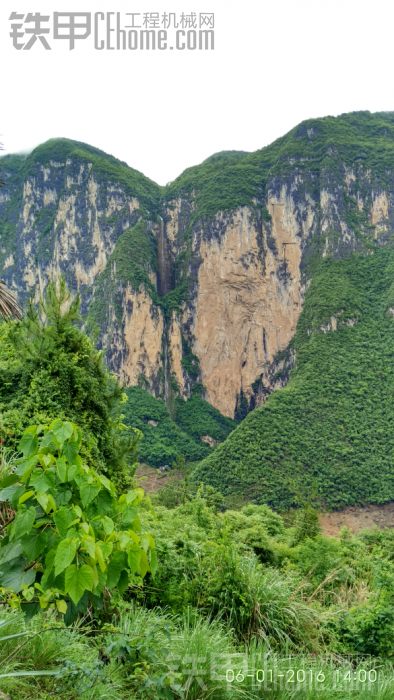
122, 385, 237, 468
0, 280, 137, 490
2, 484, 394, 699
194, 247, 394, 510
164, 111, 394, 219
0, 271, 394, 700
4, 114, 394, 698
122, 386, 210, 466
174, 384, 237, 444
1, 138, 161, 212
0, 419, 155, 623
86, 220, 160, 329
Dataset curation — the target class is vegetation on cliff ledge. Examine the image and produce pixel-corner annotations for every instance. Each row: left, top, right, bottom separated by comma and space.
193, 247, 394, 510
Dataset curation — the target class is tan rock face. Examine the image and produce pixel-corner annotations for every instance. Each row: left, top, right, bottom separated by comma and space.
168, 311, 185, 394
191, 201, 304, 417
7, 169, 141, 302
371, 191, 389, 237
118, 285, 164, 389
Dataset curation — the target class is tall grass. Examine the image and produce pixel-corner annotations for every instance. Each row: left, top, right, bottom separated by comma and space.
0, 610, 125, 700
230, 558, 322, 650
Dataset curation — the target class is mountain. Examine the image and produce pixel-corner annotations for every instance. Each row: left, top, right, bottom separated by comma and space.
2, 111, 394, 499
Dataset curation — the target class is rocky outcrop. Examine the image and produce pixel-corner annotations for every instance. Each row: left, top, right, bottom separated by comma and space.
4, 114, 394, 419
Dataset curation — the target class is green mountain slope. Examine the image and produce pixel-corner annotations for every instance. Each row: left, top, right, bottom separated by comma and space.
193, 248, 394, 510
123, 386, 237, 467
165, 110, 394, 220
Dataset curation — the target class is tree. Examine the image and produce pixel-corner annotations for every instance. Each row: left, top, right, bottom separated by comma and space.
0, 279, 137, 490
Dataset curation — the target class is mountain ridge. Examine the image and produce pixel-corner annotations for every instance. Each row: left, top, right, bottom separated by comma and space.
2, 111, 394, 505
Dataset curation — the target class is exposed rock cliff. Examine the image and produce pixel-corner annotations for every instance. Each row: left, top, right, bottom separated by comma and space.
3, 112, 394, 423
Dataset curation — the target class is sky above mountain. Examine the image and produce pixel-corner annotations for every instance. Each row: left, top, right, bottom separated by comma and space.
1, 0, 394, 185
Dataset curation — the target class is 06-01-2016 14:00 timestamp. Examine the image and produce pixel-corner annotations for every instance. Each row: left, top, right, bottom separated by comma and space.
225, 666, 379, 689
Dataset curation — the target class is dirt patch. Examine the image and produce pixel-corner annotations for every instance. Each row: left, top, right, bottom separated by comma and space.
320, 502, 394, 537
136, 463, 182, 495
135, 468, 394, 537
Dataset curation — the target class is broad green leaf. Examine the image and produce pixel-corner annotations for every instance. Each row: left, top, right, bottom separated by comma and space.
56, 459, 67, 483
73, 505, 82, 519
15, 456, 38, 482
126, 489, 138, 505
75, 428, 82, 448
129, 530, 140, 545
139, 550, 150, 579
100, 540, 113, 559
101, 516, 114, 536
97, 489, 113, 515
30, 468, 55, 493
40, 430, 57, 448
18, 490, 34, 505
132, 515, 142, 534
0, 541, 23, 566
106, 550, 127, 589
54, 422, 73, 443
10, 486, 26, 509
32, 517, 52, 528
117, 569, 129, 595
20, 530, 48, 560
80, 481, 100, 508
36, 493, 48, 512
121, 505, 138, 527
40, 549, 56, 588
118, 531, 131, 550
18, 433, 38, 458
95, 544, 106, 572
65, 564, 94, 605
0, 474, 19, 489
56, 599, 67, 614
140, 535, 150, 553
147, 534, 155, 549
41, 454, 54, 468
55, 539, 77, 577
98, 474, 113, 493
54, 507, 72, 537
91, 562, 99, 589
127, 545, 141, 575
0, 559, 35, 593
93, 568, 107, 596
63, 440, 79, 465
39, 589, 53, 609
83, 536, 96, 560
150, 548, 158, 577
49, 419, 63, 432
12, 507, 36, 540
55, 488, 72, 507
0, 484, 22, 502
46, 494, 56, 513
67, 464, 79, 482
45, 548, 56, 571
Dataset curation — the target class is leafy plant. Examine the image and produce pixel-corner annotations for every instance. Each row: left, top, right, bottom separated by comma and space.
0, 419, 156, 621
0, 279, 137, 490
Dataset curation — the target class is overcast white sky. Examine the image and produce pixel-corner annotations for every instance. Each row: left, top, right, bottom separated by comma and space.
1, 0, 394, 185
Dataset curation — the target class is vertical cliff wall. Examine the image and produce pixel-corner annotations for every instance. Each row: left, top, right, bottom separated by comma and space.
3, 113, 394, 420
